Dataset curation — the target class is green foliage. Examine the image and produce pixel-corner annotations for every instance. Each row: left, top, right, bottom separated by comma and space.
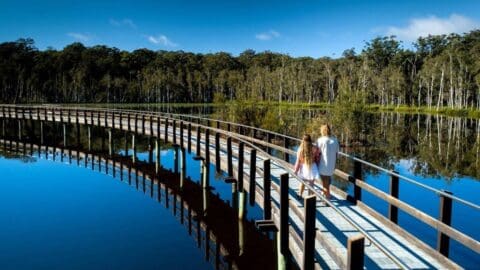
1, 30, 480, 109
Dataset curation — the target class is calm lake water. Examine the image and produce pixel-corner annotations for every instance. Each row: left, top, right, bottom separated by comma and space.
0, 120, 275, 270
1, 104, 479, 269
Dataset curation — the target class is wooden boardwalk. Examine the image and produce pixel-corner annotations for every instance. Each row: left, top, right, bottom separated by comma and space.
1, 105, 479, 270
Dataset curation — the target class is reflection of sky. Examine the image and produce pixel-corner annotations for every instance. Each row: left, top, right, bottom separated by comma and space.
361, 157, 480, 269
396, 158, 479, 204
0, 156, 211, 270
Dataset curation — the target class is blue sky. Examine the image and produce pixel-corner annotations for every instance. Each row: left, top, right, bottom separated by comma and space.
1, 0, 479, 57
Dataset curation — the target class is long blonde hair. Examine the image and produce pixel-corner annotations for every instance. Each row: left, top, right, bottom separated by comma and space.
299, 134, 313, 168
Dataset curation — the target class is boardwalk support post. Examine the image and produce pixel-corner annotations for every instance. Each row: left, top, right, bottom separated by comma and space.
132, 134, 136, 163
437, 190, 453, 257
263, 159, 271, 220
237, 142, 244, 191
389, 171, 399, 224
215, 132, 220, 173
205, 128, 210, 165
239, 190, 246, 220
88, 126, 91, 151
201, 160, 209, 189
249, 149, 257, 206
196, 125, 201, 157
180, 121, 184, 149
227, 137, 233, 178
347, 235, 365, 270
163, 118, 168, 142
108, 129, 112, 156
187, 123, 192, 153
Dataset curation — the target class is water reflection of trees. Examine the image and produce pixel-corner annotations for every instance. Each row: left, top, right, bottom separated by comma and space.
209, 105, 479, 180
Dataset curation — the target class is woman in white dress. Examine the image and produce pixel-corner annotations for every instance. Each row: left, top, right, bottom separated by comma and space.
294, 134, 320, 197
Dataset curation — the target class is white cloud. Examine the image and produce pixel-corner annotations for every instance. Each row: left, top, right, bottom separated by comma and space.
109, 18, 136, 29
147, 35, 177, 47
386, 14, 479, 41
67, 32, 91, 42
255, 30, 281, 41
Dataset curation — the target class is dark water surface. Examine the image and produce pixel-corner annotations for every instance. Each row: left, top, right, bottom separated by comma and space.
0, 119, 276, 270
99, 103, 480, 268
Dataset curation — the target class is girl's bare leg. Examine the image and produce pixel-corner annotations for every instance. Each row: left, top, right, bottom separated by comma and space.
298, 183, 305, 197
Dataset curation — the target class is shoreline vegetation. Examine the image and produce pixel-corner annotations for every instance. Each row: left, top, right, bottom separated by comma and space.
32, 101, 480, 119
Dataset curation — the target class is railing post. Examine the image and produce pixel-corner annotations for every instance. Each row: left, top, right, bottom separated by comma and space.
142, 114, 145, 134
173, 119, 177, 145
164, 118, 168, 143
149, 115, 153, 135
205, 128, 210, 165
353, 159, 362, 203
119, 112, 123, 130
389, 171, 399, 224
284, 137, 290, 162
267, 133, 272, 155
249, 149, 257, 206
215, 132, 220, 173
237, 142, 244, 191
437, 190, 453, 257
187, 123, 192, 152
303, 195, 316, 270
127, 114, 131, 131
135, 114, 138, 134
227, 137, 233, 178
263, 159, 271, 220
279, 173, 290, 268
196, 125, 201, 157
112, 111, 115, 129
347, 235, 365, 270
104, 111, 107, 127
157, 117, 161, 139
180, 121, 184, 149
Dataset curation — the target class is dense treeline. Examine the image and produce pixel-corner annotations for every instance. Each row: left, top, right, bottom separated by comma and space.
1, 30, 479, 108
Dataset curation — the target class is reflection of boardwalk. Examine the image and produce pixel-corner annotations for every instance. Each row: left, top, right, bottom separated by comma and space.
1, 106, 478, 269
0, 138, 276, 270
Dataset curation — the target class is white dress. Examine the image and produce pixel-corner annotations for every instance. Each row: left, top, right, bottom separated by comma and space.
300, 162, 320, 180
